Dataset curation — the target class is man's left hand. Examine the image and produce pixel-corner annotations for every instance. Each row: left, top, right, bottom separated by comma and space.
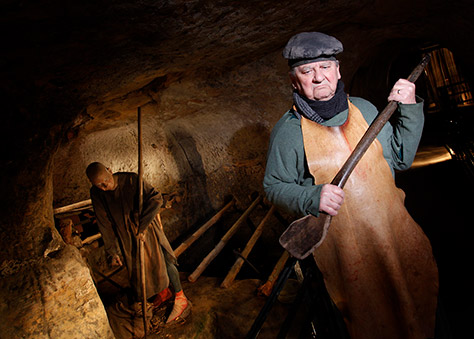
137, 232, 146, 241
388, 79, 416, 104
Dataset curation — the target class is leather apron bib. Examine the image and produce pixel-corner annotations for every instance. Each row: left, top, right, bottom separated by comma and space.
301, 101, 438, 338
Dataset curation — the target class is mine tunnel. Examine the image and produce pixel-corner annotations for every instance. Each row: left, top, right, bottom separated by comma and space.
1, 1, 473, 338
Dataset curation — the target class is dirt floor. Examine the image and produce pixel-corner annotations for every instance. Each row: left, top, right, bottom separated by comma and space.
149, 275, 290, 339
94, 266, 292, 339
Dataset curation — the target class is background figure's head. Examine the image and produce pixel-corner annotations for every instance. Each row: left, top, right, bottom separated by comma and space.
283, 32, 343, 101
86, 162, 117, 191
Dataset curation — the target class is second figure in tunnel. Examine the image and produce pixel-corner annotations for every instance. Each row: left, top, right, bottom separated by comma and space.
86, 162, 191, 335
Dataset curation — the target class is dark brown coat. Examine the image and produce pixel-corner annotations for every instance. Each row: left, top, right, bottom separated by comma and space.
90, 172, 176, 299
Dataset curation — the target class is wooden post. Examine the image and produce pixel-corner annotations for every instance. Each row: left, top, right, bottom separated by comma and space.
221, 205, 276, 288
81, 233, 102, 246
174, 198, 235, 258
188, 195, 262, 282
137, 107, 148, 338
53, 199, 92, 214
257, 250, 289, 297
137, 107, 143, 217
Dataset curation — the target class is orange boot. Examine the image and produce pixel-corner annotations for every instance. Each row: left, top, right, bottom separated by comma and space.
165, 290, 192, 324
152, 287, 173, 308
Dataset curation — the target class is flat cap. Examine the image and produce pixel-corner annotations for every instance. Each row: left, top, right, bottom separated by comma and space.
283, 32, 343, 68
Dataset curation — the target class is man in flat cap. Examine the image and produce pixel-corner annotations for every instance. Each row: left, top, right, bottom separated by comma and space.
264, 32, 438, 338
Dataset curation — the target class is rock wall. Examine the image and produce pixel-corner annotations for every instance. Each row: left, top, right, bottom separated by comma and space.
0, 245, 114, 338
52, 52, 291, 241
0, 158, 113, 338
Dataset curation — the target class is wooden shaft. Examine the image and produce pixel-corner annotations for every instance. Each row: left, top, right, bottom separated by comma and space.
53, 199, 92, 214
139, 239, 147, 337
221, 205, 276, 288
257, 250, 289, 297
137, 106, 147, 338
81, 233, 102, 245
138, 107, 144, 220
188, 195, 262, 282
332, 54, 431, 189
174, 198, 235, 258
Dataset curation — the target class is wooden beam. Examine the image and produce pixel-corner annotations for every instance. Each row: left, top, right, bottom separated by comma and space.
81, 233, 102, 246
174, 198, 235, 258
188, 195, 262, 283
257, 250, 289, 297
53, 199, 92, 214
221, 205, 275, 288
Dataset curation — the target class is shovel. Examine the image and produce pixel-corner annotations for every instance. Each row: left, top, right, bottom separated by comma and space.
279, 54, 431, 260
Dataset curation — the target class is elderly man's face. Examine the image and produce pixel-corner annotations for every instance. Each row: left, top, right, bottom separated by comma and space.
290, 60, 341, 101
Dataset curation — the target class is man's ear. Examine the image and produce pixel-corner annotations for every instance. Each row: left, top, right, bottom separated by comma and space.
289, 72, 298, 90
106, 167, 113, 174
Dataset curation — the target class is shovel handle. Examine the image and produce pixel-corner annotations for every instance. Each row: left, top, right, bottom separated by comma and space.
279, 54, 431, 259
332, 54, 431, 189
137, 107, 148, 337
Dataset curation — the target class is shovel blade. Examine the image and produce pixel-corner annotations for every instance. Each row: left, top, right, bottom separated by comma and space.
279, 214, 332, 259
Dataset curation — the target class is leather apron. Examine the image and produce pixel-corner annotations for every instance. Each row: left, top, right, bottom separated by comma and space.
301, 101, 438, 338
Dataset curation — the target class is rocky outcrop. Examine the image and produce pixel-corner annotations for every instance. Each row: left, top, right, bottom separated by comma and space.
0, 244, 114, 338
0, 157, 113, 338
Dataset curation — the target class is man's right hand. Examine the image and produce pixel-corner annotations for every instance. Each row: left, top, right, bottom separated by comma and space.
110, 254, 123, 267
319, 184, 345, 216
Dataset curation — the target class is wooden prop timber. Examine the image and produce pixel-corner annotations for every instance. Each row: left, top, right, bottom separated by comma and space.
279, 54, 431, 260
53, 199, 92, 214
174, 197, 235, 258
137, 107, 148, 338
257, 250, 289, 297
221, 205, 275, 288
188, 195, 262, 282
81, 233, 102, 246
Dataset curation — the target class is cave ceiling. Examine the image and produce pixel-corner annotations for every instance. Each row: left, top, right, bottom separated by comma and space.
1, 0, 473, 167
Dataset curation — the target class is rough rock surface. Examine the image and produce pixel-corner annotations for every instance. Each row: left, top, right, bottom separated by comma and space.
0, 245, 114, 338
52, 54, 289, 240
150, 277, 289, 339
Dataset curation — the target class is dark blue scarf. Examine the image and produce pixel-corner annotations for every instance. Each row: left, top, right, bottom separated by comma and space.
293, 81, 348, 123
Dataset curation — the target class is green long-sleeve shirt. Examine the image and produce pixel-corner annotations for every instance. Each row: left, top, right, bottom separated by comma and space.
263, 96, 424, 218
